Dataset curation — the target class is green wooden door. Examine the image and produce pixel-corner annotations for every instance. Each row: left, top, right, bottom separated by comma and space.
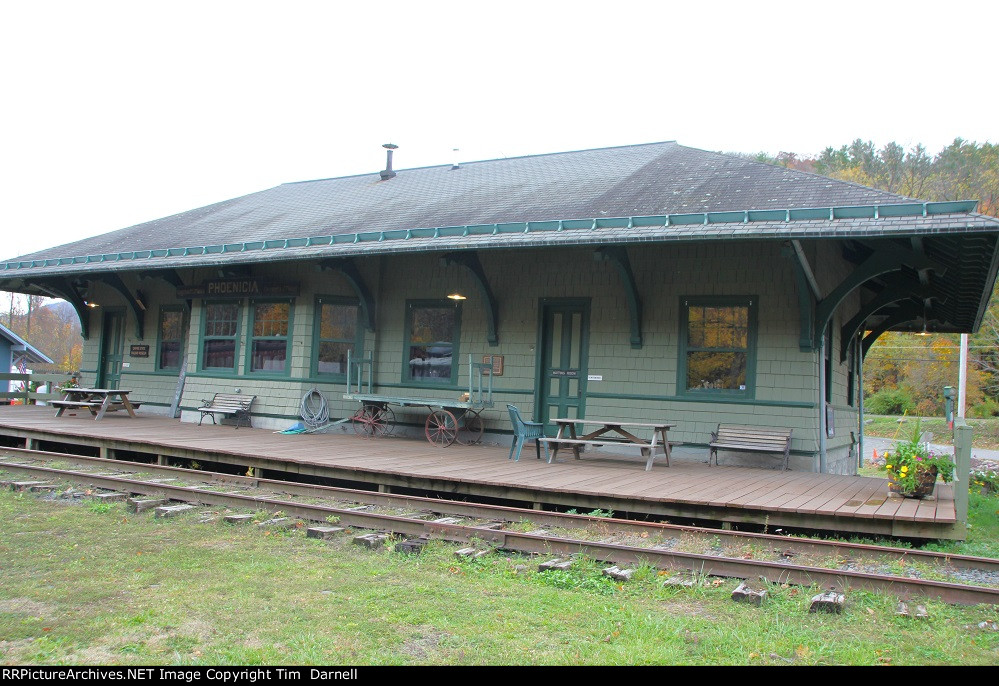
98, 310, 125, 389
537, 299, 590, 433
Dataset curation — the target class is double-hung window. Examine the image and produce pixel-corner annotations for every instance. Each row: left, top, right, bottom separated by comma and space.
248, 300, 292, 374
404, 300, 460, 384
313, 297, 362, 378
678, 296, 757, 398
157, 306, 186, 371
201, 302, 241, 372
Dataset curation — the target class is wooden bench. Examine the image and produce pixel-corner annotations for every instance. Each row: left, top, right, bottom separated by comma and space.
540, 437, 672, 470
50, 400, 103, 414
197, 393, 255, 429
709, 425, 792, 470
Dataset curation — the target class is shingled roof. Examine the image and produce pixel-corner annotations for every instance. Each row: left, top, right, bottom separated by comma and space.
4, 141, 935, 265
4, 141, 999, 337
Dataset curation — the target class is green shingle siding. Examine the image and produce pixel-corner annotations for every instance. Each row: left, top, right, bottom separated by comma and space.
77, 239, 863, 471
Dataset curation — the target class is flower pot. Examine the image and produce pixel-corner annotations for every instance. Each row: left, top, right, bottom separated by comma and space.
888, 465, 938, 498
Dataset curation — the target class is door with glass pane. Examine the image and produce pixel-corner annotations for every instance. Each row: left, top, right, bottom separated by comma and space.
537, 299, 590, 432
98, 309, 125, 389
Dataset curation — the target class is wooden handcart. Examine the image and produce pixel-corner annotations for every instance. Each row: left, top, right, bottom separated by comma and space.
343, 352, 495, 447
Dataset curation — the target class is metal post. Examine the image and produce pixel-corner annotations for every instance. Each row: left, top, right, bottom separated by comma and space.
857, 334, 864, 468
818, 326, 827, 473
953, 419, 972, 527
958, 333, 968, 418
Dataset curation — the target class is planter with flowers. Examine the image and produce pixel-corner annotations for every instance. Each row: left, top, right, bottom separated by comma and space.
882, 421, 955, 498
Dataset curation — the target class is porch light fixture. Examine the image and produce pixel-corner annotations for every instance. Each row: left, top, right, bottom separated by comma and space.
84, 301, 99, 308
915, 303, 930, 336
447, 292, 466, 301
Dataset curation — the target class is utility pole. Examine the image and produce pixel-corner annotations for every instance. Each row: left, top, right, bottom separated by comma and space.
958, 333, 968, 418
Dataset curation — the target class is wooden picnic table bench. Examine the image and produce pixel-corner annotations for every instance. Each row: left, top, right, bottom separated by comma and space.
52, 388, 140, 421
709, 424, 792, 470
197, 393, 255, 429
540, 418, 675, 471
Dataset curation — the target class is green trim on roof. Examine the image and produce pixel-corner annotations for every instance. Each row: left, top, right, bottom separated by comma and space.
0, 200, 981, 272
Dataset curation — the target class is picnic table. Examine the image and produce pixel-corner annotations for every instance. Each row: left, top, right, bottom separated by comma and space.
51, 388, 138, 421
542, 418, 675, 470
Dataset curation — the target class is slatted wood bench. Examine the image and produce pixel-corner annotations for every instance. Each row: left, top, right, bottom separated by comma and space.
197, 393, 255, 429
50, 400, 103, 414
539, 437, 674, 470
709, 425, 792, 470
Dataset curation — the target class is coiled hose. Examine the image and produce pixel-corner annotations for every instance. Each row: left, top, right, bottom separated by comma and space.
300, 388, 330, 429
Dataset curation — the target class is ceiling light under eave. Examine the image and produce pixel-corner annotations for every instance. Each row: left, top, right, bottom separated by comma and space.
447, 293, 466, 301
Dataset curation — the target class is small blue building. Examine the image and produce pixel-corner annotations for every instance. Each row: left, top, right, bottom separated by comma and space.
0, 322, 54, 398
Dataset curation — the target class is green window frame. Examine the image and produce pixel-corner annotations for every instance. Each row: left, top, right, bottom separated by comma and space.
199, 301, 241, 373
677, 296, 758, 399
403, 299, 461, 385
312, 296, 363, 379
156, 306, 187, 371
246, 299, 294, 375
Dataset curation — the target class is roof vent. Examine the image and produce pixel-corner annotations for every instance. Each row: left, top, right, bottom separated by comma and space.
451, 148, 460, 171
379, 143, 398, 180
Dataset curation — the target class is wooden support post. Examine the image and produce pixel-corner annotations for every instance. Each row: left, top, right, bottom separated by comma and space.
532, 502, 542, 511
99, 446, 109, 459
953, 420, 972, 526
378, 484, 391, 494
156, 455, 167, 466
25, 438, 35, 450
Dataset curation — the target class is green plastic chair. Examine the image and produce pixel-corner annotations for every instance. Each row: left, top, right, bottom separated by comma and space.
507, 404, 549, 462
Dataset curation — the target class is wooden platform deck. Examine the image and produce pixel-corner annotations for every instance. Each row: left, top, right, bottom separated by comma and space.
0, 405, 963, 539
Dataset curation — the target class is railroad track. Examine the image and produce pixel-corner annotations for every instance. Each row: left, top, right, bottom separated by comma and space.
2, 446, 998, 606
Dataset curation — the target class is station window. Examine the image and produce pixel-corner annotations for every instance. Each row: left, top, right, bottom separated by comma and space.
201, 301, 241, 372
313, 297, 362, 378
404, 300, 461, 384
248, 300, 293, 374
678, 296, 757, 398
157, 307, 186, 371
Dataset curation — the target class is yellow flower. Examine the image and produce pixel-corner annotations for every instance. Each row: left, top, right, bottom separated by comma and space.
901, 466, 909, 473
886, 464, 893, 470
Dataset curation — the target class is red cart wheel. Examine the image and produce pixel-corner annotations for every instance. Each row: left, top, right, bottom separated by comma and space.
375, 406, 396, 437
425, 409, 458, 447
457, 410, 484, 445
353, 404, 393, 438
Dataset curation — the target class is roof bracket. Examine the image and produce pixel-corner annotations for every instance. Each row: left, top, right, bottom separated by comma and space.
318, 258, 376, 332
139, 269, 191, 311
861, 301, 923, 359
33, 277, 91, 340
594, 245, 643, 348
782, 244, 815, 351
99, 273, 146, 339
840, 281, 935, 361
441, 251, 499, 346
814, 246, 943, 349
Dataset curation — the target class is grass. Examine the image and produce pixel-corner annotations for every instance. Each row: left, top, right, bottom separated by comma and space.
1, 491, 998, 665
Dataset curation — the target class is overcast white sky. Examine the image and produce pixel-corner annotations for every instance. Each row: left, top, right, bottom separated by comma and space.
2, 0, 996, 260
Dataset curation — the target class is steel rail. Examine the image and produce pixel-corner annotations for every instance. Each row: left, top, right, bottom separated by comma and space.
2, 455, 998, 606
2, 447, 998, 575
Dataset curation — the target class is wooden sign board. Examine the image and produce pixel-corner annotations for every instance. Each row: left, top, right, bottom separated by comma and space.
177, 280, 300, 299
130, 344, 150, 358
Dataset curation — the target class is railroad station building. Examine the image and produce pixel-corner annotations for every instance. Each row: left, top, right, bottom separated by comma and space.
3, 141, 998, 474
